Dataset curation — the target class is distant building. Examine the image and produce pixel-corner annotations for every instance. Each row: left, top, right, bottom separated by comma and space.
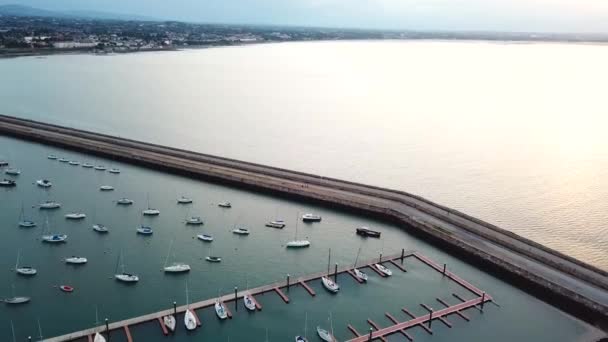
53, 41, 98, 49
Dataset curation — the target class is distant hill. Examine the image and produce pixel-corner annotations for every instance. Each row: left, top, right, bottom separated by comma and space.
0, 4, 157, 21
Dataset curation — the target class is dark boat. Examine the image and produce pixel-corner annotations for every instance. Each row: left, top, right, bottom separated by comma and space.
0, 179, 16, 187
0, 161, 8, 167
356, 227, 381, 238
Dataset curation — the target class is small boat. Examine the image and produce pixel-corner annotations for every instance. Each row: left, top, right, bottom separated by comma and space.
295, 336, 308, 342
197, 234, 214, 242
356, 227, 381, 238
94, 165, 107, 171
316, 327, 334, 342
47, 155, 58, 160
58, 158, 69, 163
39, 201, 61, 209
232, 227, 250, 235
65, 212, 86, 219
116, 198, 134, 205
142, 208, 160, 216
215, 301, 228, 320
93, 224, 109, 233
108, 168, 121, 174
136, 226, 153, 235
164, 263, 191, 273
65, 256, 88, 264
287, 215, 310, 248
375, 263, 392, 276
68, 161, 80, 166
59, 285, 74, 292
184, 309, 197, 330
295, 313, 309, 342
243, 294, 256, 311
82, 163, 94, 168
321, 276, 340, 293
163, 315, 176, 332
177, 196, 193, 204
353, 268, 368, 282
36, 179, 52, 188
41, 234, 67, 243
0, 179, 16, 187
205, 256, 222, 262
3, 297, 30, 305
5, 168, 20, 175
302, 213, 322, 222
218, 201, 231, 208
17, 204, 36, 228
186, 216, 204, 225
0, 161, 7, 166
266, 220, 285, 228
115, 250, 139, 283
99, 185, 114, 191
15, 250, 37, 276
94, 333, 106, 342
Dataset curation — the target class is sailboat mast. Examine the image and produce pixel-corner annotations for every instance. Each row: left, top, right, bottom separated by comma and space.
354, 246, 362, 268
304, 312, 308, 339
164, 240, 173, 268
186, 282, 190, 308
15, 249, 20, 270
327, 248, 331, 275
10, 320, 16, 342
37, 319, 43, 341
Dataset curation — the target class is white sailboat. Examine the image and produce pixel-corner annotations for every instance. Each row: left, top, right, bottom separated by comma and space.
197, 234, 214, 242
39, 200, 61, 209
218, 201, 231, 208
295, 313, 309, 342
3, 284, 30, 305
5, 168, 20, 175
82, 162, 94, 168
94, 165, 107, 171
35, 179, 52, 188
266, 220, 285, 228
186, 216, 204, 225
108, 168, 121, 174
142, 195, 160, 216
286, 214, 310, 248
353, 247, 368, 282
93, 307, 107, 342
322, 249, 340, 293
243, 294, 256, 311
136, 225, 153, 235
47, 154, 58, 160
41, 217, 67, 243
93, 224, 109, 233
114, 250, 139, 283
15, 250, 37, 276
18, 203, 36, 228
232, 226, 250, 235
65, 212, 86, 219
68, 161, 80, 166
177, 196, 193, 204
99, 185, 114, 191
374, 263, 392, 276
184, 283, 198, 330
58, 158, 69, 163
215, 297, 228, 320
116, 198, 134, 205
163, 240, 191, 273
163, 314, 176, 332
65, 256, 88, 264
316, 313, 336, 342
205, 244, 221, 262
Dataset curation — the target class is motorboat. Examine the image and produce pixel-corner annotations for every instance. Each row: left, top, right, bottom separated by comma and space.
163, 315, 176, 332
232, 227, 250, 235
184, 309, 197, 330
316, 327, 335, 342
302, 213, 322, 222
164, 263, 191, 273
266, 220, 286, 228
94, 165, 107, 171
39, 201, 61, 209
215, 301, 228, 320
68, 161, 80, 166
19, 220, 36, 228
36, 179, 52, 188
115, 273, 139, 282
65, 256, 88, 264
136, 226, 153, 235
58, 158, 69, 163
94, 333, 106, 342
353, 268, 368, 282
93, 224, 109, 233
197, 234, 214, 242
82, 163, 94, 168
108, 168, 120, 174
3, 297, 30, 305
41, 234, 67, 243
205, 256, 222, 262
0, 179, 16, 187
99, 185, 114, 191
218, 201, 231, 208
375, 263, 392, 276
15, 250, 37, 276
0, 160, 7, 166
243, 294, 256, 311
5, 168, 20, 175
321, 276, 340, 293
59, 285, 74, 292
177, 196, 193, 204
65, 212, 86, 219
286, 240, 311, 248
186, 216, 204, 225
116, 198, 134, 205
142, 208, 160, 216
47, 155, 58, 160
356, 227, 381, 238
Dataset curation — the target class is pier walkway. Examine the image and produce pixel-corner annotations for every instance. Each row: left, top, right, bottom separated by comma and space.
0, 114, 606, 324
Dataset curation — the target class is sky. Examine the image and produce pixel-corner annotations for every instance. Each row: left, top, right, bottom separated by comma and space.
2, 0, 608, 33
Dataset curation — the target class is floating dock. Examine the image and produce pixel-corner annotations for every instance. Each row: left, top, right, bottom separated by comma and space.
0, 114, 606, 326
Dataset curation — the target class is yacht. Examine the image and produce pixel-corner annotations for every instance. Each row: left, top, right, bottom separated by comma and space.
316, 327, 335, 342
15, 250, 37, 276
108, 168, 121, 174
68, 161, 80, 166
115, 251, 139, 283
232, 227, 250, 235
82, 163, 94, 168
243, 294, 256, 311
41, 234, 67, 243
205, 256, 222, 262
218, 201, 231, 208
142, 208, 160, 216
0, 179, 16, 187
164, 263, 191, 273
295, 313, 309, 342
94, 165, 107, 171
215, 301, 228, 320
39, 201, 61, 209
186, 216, 204, 225
321, 276, 340, 293
99, 185, 114, 191
3, 297, 30, 305
116, 198, 134, 205
353, 268, 368, 282
184, 309, 197, 330
163, 315, 176, 332
287, 216, 310, 248
58, 158, 69, 163
65, 212, 86, 220
47, 155, 58, 160
177, 196, 193, 204
266, 220, 286, 228
18, 204, 36, 228
356, 227, 381, 238
302, 213, 322, 222
93, 224, 109, 233
197, 234, 214, 242
375, 263, 392, 276
136, 226, 153, 235
65, 256, 88, 264
5, 168, 20, 175
36, 179, 52, 188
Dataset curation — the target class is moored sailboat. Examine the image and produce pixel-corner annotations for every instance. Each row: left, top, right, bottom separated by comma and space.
15, 250, 37, 276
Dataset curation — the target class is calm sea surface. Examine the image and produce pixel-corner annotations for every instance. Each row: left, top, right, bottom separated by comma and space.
0, 41, 607, 340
